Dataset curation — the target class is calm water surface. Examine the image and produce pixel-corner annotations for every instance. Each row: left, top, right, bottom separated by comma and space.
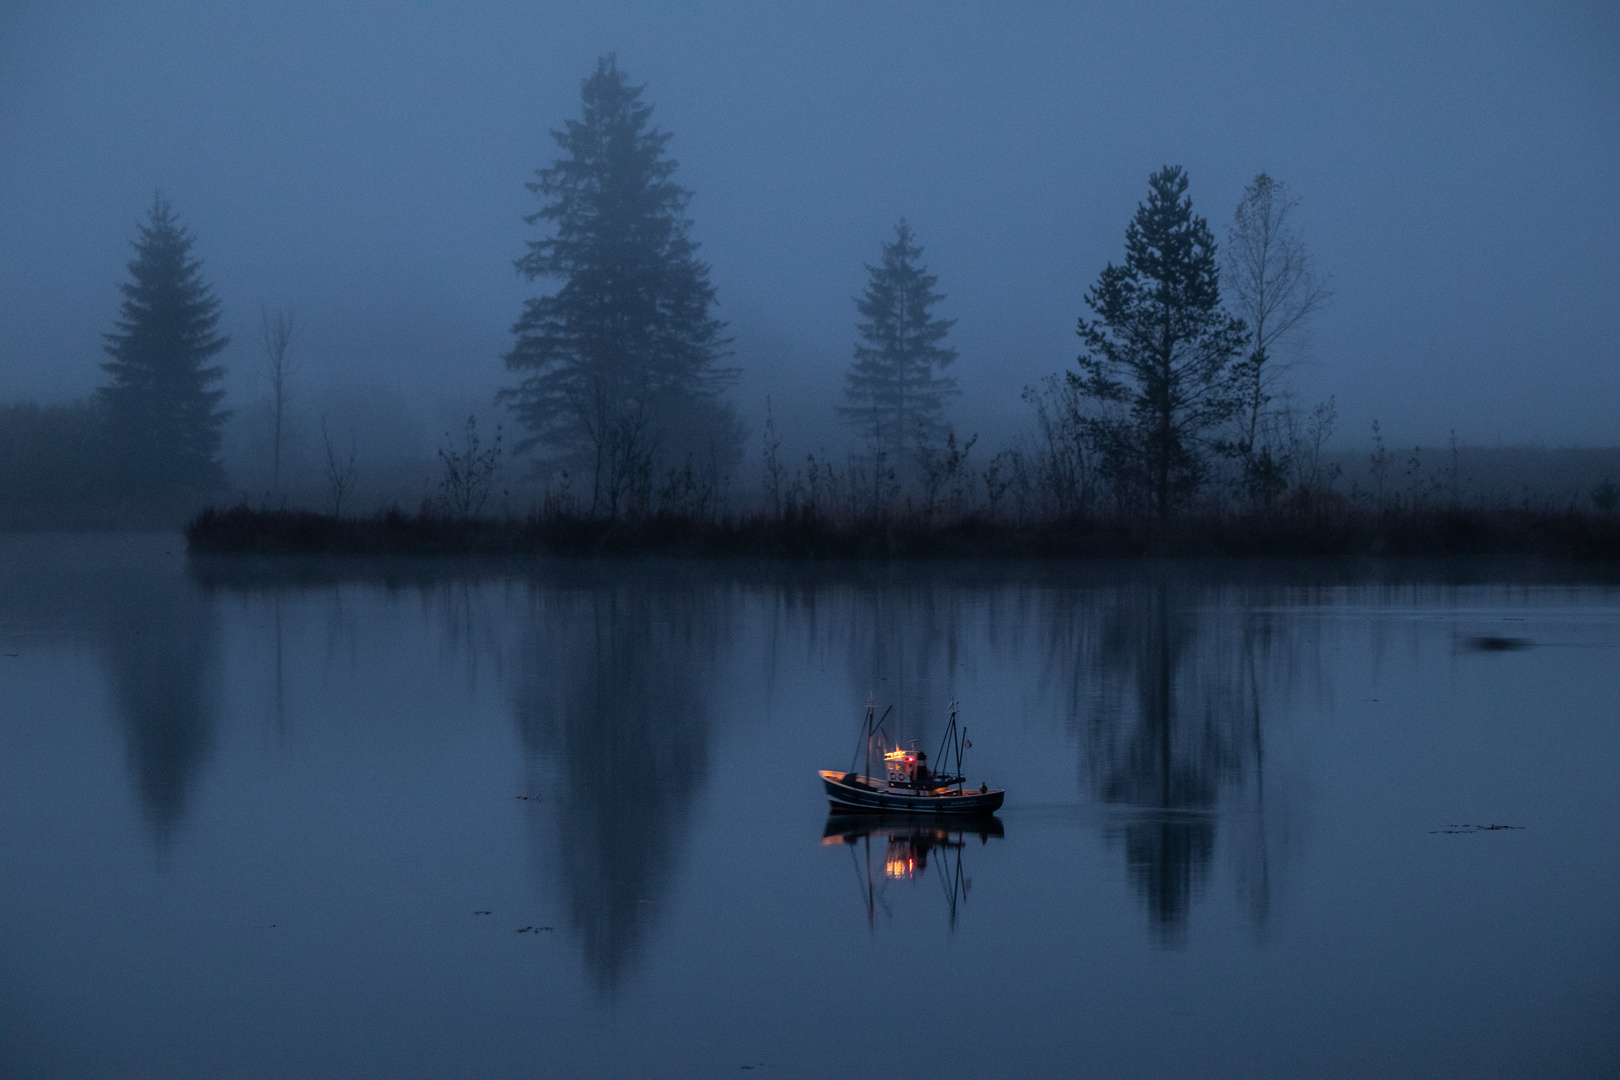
1, 534, 1617, 1079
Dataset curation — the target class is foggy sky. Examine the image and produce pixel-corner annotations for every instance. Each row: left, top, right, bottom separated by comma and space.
2, 1, 1617, 457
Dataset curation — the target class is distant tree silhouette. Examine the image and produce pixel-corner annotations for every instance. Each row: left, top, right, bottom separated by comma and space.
841, 220, 958, 488
1224, 174, 1330, 506
259, 305, 298, 496
99, 193, 230, 497
319, 417, 358, 516
1072, 167, 1246, 521
502, 56, 736, 516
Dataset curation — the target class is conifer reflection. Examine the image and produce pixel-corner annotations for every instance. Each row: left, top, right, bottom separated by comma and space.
839, 577, 970, 760
102, 563, 219, 856
1095, 588, 1218, 943
1060, 580, 1285, 945
510, 577, 729, 995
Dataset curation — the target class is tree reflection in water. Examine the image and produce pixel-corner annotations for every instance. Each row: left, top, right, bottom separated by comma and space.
1093, 586, 1224, 944
794, 569, 1300, 945
839, 577, 969, 754
510, 574, 732, 996
1050, 577, 1299, 946
0, 538, 221, 858
103, 560, 219, 857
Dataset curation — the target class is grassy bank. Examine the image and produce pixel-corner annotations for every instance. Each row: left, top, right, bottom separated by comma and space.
185, 503, 1620, 560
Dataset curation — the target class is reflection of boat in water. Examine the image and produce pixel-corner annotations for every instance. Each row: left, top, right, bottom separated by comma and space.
820, 700, 1004, 814
822, 813, 1004, 847
822, 813, 1004, 927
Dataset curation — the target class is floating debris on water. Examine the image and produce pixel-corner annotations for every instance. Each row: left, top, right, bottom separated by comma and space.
1430, 823, 1523, 833
1468, 636, 1532, 652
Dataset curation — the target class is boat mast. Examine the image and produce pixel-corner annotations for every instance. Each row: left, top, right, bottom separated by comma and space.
864, 699, 873, 779
858, 699, 892, 780
932, 700, 970, 791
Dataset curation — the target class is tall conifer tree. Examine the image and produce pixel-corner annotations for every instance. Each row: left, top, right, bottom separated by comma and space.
503, 56, 734, 515
1072, 167, 1246, 521
840, 220, 958, 481
99, 193, 230, 495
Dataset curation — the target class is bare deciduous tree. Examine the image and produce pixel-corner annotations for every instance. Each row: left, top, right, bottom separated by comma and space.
1367, 420, 1391, 507
919, 430, 976, 522
1225, 175, 1330, 499
1023, 374, 1097, 518
438, 415, 502, 519
1284, 396, 1341, 496
260, 306, 298, 494
761, 397, 785, 516
320, 417, 356, 517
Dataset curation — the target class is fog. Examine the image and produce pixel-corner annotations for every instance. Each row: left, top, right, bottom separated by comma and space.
2, 1, 1618, 507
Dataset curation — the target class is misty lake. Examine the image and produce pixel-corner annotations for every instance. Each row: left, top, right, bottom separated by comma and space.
1, 534, 1616, 1079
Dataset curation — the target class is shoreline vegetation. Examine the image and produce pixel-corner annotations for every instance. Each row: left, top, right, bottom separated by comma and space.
185, 503, 1620, 561
10, 65, 1617, 556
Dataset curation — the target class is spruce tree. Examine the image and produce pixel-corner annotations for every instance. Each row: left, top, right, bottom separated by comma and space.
502, 56, 734, 515
840, 220, 958, 483
99, 194, 230, 495
1071, 167, 1246, 521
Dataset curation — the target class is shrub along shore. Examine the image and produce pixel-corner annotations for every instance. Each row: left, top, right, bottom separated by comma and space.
186, 503, 1620, 561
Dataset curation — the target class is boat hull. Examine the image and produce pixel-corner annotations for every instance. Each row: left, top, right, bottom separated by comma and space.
819, 770, 1004, 814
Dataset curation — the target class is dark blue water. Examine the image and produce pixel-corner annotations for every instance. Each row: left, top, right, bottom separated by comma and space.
2, 534, 1616, 1078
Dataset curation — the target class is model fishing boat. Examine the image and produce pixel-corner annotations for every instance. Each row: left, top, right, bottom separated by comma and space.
820, 700, 1004, 814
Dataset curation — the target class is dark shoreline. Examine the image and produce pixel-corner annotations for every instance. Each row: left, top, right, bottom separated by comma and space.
185, 504, 1620, 562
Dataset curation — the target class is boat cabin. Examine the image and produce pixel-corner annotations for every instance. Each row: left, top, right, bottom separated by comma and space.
884, 748, 934, 789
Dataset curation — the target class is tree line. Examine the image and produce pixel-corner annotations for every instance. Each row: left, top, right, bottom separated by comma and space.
504, 58, 1339, 526
9, 56, 1618, 542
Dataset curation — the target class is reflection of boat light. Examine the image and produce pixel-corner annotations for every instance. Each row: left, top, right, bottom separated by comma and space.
821, 700, 1004, 814
822, 813, 1005, 927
